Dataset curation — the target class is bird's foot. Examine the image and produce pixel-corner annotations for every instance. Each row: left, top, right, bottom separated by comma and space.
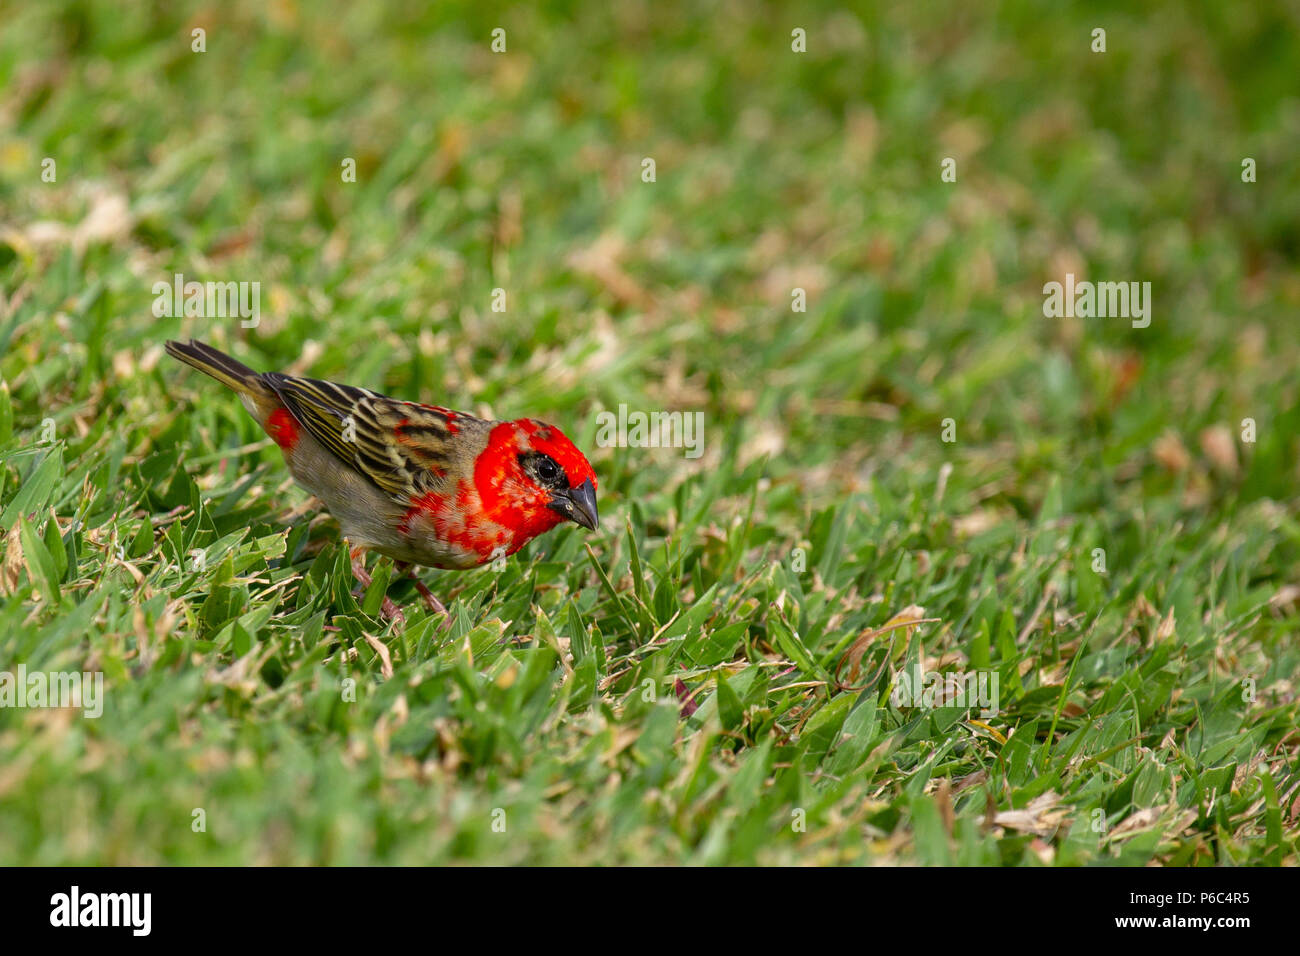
410, 577, 448, 616
350, 549, 406, 626
395, 561, 449, 617
377, 597, 406, 625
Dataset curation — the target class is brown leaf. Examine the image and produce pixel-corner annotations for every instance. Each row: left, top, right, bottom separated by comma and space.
1133, 593, 1158, 620
1199, 425, 1239, 475
1028, 837, 1056, 865
1108, 352, 1143, 407
935, 778, 955, 837
25, 185, 133, 255
993, 791, 1066, 837
954, 509, 1001, 537
0, 521, 24, 596
1231, 749, 1267, 793
953, 769, 989, 794
567, 233, 650, 308
835, 605, 938, 688
363, 633, 393, 680
1268, 584, 1300, 610
1155, 607, 1176, 642
1110, 807, 1160, 837
1153, 431, 1191, 472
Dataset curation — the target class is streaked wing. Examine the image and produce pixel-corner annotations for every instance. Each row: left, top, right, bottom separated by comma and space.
261, 373, 483, 499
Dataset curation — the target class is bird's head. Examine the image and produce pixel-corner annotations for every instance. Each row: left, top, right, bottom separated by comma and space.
475, 418, 599, 543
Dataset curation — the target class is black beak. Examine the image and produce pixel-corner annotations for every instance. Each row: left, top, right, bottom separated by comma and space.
548, 478, 599, 531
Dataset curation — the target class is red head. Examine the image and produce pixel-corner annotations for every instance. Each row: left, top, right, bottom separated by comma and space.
474, 418, 599, 545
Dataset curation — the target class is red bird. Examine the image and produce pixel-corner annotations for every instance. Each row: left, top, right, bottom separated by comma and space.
165, 340, 599, 620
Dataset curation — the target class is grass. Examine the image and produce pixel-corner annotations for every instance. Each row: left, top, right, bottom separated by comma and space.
1, 0, 1299, 865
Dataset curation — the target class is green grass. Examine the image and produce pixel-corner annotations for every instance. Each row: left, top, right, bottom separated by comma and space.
1, 0, 1299, 865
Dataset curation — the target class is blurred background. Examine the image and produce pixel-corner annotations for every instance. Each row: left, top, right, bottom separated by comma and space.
1, 0, 1298, 864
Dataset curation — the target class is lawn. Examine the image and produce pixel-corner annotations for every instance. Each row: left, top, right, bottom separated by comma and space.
1, 0, 1298, 865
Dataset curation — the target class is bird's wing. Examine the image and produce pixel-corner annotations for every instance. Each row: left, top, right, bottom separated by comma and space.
260, 373, 483, 499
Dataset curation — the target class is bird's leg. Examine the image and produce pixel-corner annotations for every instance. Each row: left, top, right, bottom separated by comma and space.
349, 545, 405, 626
349, 545, 374, 588
394, 561, 448, 617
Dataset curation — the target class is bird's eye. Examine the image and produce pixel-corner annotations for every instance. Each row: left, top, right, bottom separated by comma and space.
537, 457, 560, 483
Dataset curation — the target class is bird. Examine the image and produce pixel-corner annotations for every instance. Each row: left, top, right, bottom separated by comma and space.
165, 339, 598, 622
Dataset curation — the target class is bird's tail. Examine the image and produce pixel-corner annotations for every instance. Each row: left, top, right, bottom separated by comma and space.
165, 339, 261, 391
165, 339, 280, 415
